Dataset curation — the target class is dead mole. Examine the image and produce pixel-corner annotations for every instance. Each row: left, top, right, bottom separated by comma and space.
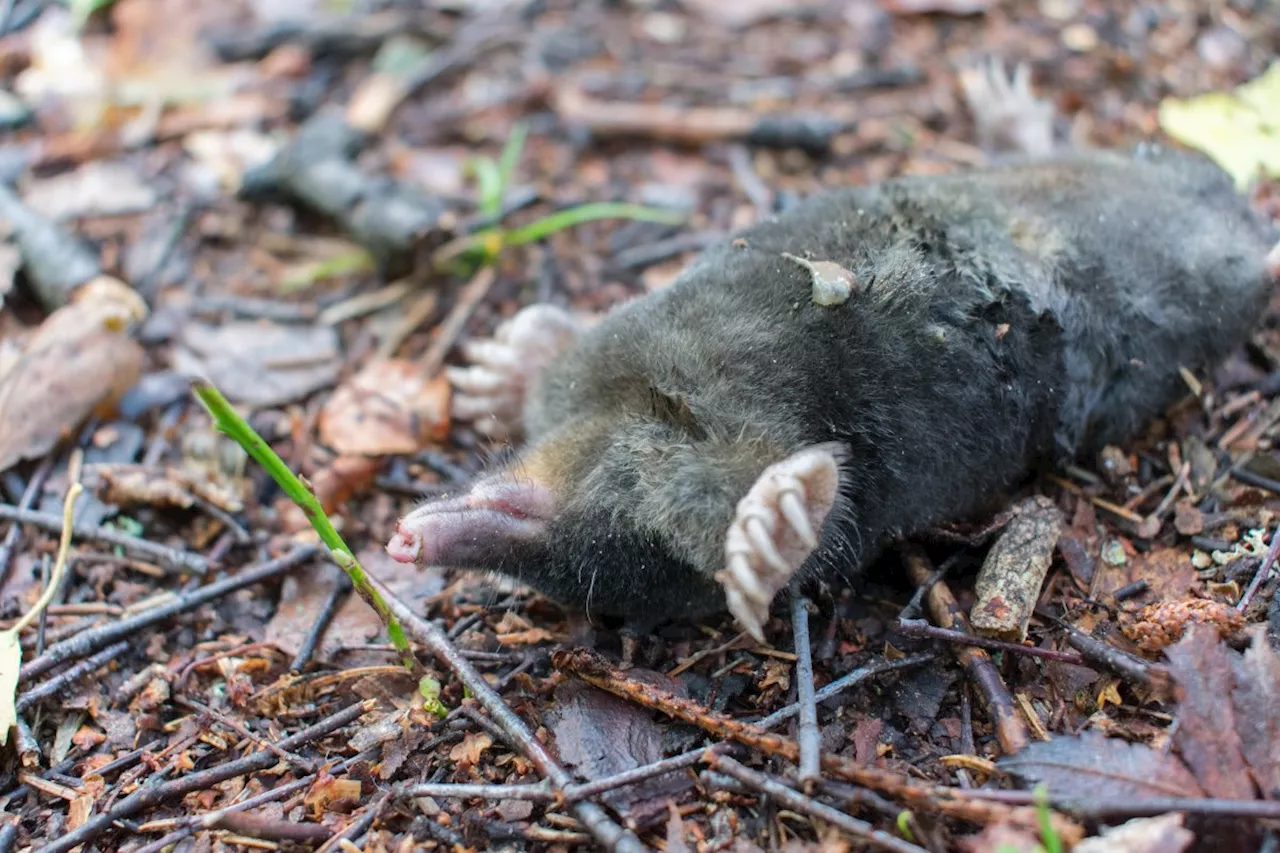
387, 62, 1280, 640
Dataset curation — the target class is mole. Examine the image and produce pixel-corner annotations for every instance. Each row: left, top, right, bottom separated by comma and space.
387, 61, 1280, 640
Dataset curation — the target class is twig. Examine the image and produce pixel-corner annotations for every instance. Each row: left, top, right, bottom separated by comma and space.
705, 753, 928, 853
0, 455, 54, 585
176, 697, 316, 773
291, 572, 353, 672
790, 597, 821, 789
417, 267, 496, 377
0, 820, 16, 853
552, 648, 1075, 831
402, 780, 555, 802
902, 548, 1029, 755
752, 653, 936, 729
1042, 612, 1172, 694
893, 620, 1085, 665
16, 640, 128, 712
34, 699, 374, 853
1238, 518, 1280, 612
20, 546, 317, 683
131, 750, 376, 853
0, 505, 208, 575
366, 572, 648, 853
957, 788, 1280, 820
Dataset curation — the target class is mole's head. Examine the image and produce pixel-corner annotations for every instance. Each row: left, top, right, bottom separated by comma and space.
386, 377, 844, 627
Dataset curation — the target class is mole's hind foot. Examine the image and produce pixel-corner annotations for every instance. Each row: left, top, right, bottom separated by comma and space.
447, 303, 581, 441
717, 444, 843, 643
959, 57, 1055, 158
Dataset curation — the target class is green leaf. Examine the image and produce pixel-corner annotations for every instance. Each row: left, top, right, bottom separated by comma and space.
418, 675, 448, 718
496, 122, 529, 204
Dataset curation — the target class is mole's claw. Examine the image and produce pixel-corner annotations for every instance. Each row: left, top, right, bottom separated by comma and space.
718, 444, 843, 641
448, 303, 581, 441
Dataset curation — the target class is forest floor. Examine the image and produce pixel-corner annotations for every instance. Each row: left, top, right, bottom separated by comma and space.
1, 0, 1279, 851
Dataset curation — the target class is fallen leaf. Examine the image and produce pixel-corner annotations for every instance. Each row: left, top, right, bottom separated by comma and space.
1164, 625, 1254, 799
546, 680, 693, 824
1230, 628, 1280, 797
278, 455, 379, 527
449, 731, 493, 769
0, 630, 21, 746
998, 731, 1205, 799
303, 775, 363, 818
0, 276, 147, 474
173, 319, 341, 407
93, 463, 245, 513
1093, 547, 1198, 606
958, 821, 1044, 853
318, 358, 451, 456
21, 161, 157, 221
1158, 61, 1280, 188
1073, 813, 1194, 853
495, 628, 558, 647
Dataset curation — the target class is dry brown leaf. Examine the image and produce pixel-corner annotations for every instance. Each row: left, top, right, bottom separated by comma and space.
1122, 598, 1246, 655
495, 628, 559, 647
0, 276, 146, 474
93, 463, 245, 513
1073, 814, 1194, 853
278, 455, 380, 527
303, 775, 363, 818
449, 731, 493, 769
1164, 625, 1254, 799
318, 358, 451, 456
1230, 628, 1280, 797
998, 730, 1205, 799
174, 319, 341, 408
1093, 547, 1198, 605
958, 821, 1044, 853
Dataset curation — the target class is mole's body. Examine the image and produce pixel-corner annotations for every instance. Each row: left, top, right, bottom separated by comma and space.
389, 100, 1280, 639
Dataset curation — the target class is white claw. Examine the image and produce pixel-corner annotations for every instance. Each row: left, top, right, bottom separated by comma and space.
779, 490, 817, 548
726, 554, 770, 605
745, 516, 789, 573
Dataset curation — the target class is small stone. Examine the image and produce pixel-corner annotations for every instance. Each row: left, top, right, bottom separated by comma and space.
781, 252, 858, 307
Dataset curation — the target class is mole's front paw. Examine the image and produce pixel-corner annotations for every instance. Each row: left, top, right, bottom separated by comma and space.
717, 445, 843, 642
959, 58, 1055, 158
446, 304, 580, 441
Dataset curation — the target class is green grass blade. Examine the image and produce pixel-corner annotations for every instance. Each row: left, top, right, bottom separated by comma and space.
192, 379, 419, 673
496, 122, 529, 203
504, 203, 687, 247
467, 157, 505, 219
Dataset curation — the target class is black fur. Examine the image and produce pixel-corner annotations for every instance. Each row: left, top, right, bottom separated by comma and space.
485, 147, 1277, 621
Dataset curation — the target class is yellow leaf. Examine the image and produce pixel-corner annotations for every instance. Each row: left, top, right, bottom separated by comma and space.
0, 629, 21, 747
1158, 61, 1280, 188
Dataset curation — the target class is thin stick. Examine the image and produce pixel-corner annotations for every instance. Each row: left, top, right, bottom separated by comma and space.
706, 753, 928, 853
753, 653, 936, 729
16, 640, 128, 712
0, 454, 54, 585
1238, 519, 1280, 612
417, 266, 495, 377
290, 573, 352, 671
893, 619, 1086, 665
790, 596, 821, 788
20, 546, 317, 683
0, 505, 208, 575
366, 572, 647, 853
34, 699, 374, 853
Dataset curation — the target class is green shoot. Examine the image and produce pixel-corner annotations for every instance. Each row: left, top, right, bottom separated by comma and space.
495, 121, 529, 208
1034, 785, 1063, 853
895, 811, 915, 841
192, 379, 419, 674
